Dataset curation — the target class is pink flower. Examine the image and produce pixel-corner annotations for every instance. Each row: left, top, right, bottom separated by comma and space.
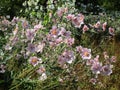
82, 25, 89, 33
77, 14, 84, 23
36, 66, 46, 75
50, 26, 59, 37
58, 27, 71, 37
93, 55, 99, 63
48, 37, 63, 47
57, 8, 65, 17
72, 17, 82, 28
34, 22, 44, 31
102, 22, 107, 31
36, 43, 45, 53
72, 14, 84, 28
62, 50, 75, 64
49, 41, 57, 47
91, 63, 102, 74
63, 31, 71, 37
94, 21, 101, 28
76, 46, 83, 53
58, 56, 66, 65
29, 56, 42, 67
109, 27, 115, 36
55, 37, 63, 44
46, 34, 52, 41
26, 29, 35, 41
58, 50, 75, 65
86, 55, 99, 66
101, 65, 112, 75
27, 43, 36, 53
66, 14, 75, 21
64, 37, 74, 46
58, 27, 66, 36
80, 48, 91, 60
57, 8, 68, 17
86, 59, 94, 66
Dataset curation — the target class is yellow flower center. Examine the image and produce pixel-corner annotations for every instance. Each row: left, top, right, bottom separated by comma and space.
84, 52, 89, 57
32, 58, 37, 64
51, 29, 57, 35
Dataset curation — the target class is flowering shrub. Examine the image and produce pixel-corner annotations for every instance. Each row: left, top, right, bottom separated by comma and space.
0, 1, 119, 90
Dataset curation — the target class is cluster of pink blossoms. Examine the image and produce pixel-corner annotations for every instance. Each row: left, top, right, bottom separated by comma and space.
58, 50, 75, 67
25, 21, 45, 55
26, 42, 45, 55
1, 8, 117, 85
88, 53, 116, 84
66, 13, 84, 28
76, 45, 116, 84
66, 13, 91, 33
66, 13, 115, 35
76, 46, 91, 60
29, 56, 47, 81
93, 21, 115, 35
24, 21, 47, 81
46, 26, 74, 47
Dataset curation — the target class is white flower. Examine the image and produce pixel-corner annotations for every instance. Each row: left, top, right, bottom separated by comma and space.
29, 56, 42, 67
36, 43, 45, 53
81, 48, 91, 60
39, 73, 47, 81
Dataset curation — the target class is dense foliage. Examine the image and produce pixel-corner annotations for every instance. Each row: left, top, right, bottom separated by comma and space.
0, 0, 120, 90
0, 0, 25, 19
